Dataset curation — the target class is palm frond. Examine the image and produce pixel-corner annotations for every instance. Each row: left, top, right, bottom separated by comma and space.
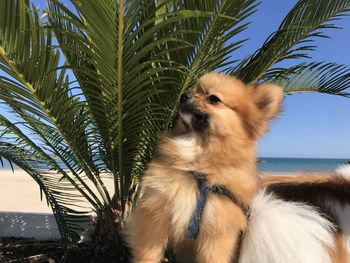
46, 0, 259, 209
264, 62, 350, 97
231, 0, 350, 84
0, 0, 113, 240
1, 0, 111, 200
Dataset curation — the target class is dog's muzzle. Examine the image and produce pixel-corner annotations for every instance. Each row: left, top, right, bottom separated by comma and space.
179, 93, 209, 132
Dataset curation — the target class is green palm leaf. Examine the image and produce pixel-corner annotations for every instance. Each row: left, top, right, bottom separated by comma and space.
231, 0, 350, 84
46, 0, 259, 210
0, 0, 109, 240
264, 62, 350, 96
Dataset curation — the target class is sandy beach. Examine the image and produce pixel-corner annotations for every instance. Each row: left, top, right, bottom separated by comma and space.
0, 170, 52, 213
0, 169, 115, 213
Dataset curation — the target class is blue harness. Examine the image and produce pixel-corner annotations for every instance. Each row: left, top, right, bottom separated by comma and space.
187, 171, 248, 240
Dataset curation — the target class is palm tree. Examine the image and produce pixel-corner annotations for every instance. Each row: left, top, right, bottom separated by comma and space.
1, 0, 350, 256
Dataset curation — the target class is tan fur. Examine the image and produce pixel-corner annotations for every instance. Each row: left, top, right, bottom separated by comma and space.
124, 72, 283, 263
262, 172, 342, 186
331, 233, 349, 263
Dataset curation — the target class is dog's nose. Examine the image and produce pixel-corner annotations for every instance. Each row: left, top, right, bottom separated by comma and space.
180, 93, 190, 104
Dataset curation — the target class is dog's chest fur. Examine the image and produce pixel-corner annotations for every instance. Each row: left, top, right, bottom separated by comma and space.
173, 135, 202, 164
142, 134, 251, 243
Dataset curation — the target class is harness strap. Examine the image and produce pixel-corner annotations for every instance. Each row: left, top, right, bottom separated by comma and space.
208, 184, 248, 213
187, 172, 208, 240
187, 171, 248, 240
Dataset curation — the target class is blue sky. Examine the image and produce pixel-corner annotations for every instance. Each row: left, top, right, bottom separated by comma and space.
5, 0, 350, 159
238, 0, 350, 158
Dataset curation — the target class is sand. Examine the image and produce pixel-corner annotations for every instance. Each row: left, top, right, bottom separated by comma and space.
0, 170, 52, 213
0, 169, 114, 213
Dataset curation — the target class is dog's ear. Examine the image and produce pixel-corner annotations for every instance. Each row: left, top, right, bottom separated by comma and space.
250, 83, 283, 135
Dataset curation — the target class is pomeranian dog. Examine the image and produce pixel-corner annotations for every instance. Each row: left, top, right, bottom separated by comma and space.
125, 72, 350, 263
125, 72, 282, 262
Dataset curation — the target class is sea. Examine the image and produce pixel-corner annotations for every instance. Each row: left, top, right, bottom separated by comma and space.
257, 157, 348, 173
1, 158, 348, 173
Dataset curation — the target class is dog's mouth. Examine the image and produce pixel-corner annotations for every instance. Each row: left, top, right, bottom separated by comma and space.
179, 103, 209, 132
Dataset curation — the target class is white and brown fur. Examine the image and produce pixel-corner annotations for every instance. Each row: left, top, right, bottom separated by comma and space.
249, 167, 350, 263
124, 72, 350, 263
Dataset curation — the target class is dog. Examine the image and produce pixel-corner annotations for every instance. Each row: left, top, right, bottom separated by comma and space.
124, 72, 350, 263
124, 72, 282, 262
242, 167, 350, 263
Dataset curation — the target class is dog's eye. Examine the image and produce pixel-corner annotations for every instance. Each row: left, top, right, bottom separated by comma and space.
207, 95, 221, 104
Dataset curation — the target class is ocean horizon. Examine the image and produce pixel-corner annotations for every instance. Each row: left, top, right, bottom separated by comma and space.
257, 157, 348, 173
1, 157, 348, 173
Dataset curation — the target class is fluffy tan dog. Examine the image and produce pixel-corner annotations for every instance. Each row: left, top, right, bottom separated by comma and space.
124, 72, 283, 263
